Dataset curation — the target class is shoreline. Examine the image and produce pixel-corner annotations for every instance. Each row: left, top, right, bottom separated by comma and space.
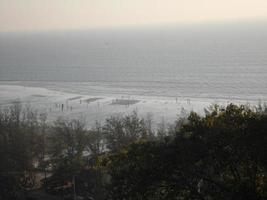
0, 83, 265, 128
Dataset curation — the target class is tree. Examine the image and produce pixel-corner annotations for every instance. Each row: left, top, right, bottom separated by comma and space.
103, 111, 148, 152
86, 121, 105, 157
0, 103, 42, 199
103, 104, 267, 200
47, 118, 88, 197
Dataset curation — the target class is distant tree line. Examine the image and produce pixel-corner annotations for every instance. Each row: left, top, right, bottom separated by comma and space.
0, 103, 266, 200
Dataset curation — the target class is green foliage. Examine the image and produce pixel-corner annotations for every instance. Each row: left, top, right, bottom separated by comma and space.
1, 103, 267, 200
103, 111, 149, 152
48, 118, 88, 177
86, 122, 105, 156
104, 104, 267, 200
0, 104, 45, 199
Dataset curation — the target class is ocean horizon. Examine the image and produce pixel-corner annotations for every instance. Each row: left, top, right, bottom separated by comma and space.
1, 22, 267, 101
1, 22, 267, 125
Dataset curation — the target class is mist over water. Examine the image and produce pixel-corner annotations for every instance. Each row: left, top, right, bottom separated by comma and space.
1, 23, 267, 101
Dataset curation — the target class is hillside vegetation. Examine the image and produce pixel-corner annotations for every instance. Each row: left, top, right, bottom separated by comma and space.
0, 103, 266, 200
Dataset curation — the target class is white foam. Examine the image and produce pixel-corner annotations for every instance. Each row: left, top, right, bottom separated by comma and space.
0, 84, 261, 128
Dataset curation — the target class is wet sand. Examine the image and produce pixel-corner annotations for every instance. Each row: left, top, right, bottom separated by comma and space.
0, 84, 262, 128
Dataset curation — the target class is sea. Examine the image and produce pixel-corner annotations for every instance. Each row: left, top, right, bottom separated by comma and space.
0, 21, 267, 124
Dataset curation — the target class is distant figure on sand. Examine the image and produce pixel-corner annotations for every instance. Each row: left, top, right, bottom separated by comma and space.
187, 99, 191, 104
61, 104, 64, 111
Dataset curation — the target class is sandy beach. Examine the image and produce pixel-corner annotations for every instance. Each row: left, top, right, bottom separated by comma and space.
0, 83, 261, 128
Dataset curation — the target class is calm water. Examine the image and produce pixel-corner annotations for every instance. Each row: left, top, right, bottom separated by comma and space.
1, 22, 267, 101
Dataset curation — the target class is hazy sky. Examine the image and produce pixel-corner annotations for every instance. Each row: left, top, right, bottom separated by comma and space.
1, 0, 267, 32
